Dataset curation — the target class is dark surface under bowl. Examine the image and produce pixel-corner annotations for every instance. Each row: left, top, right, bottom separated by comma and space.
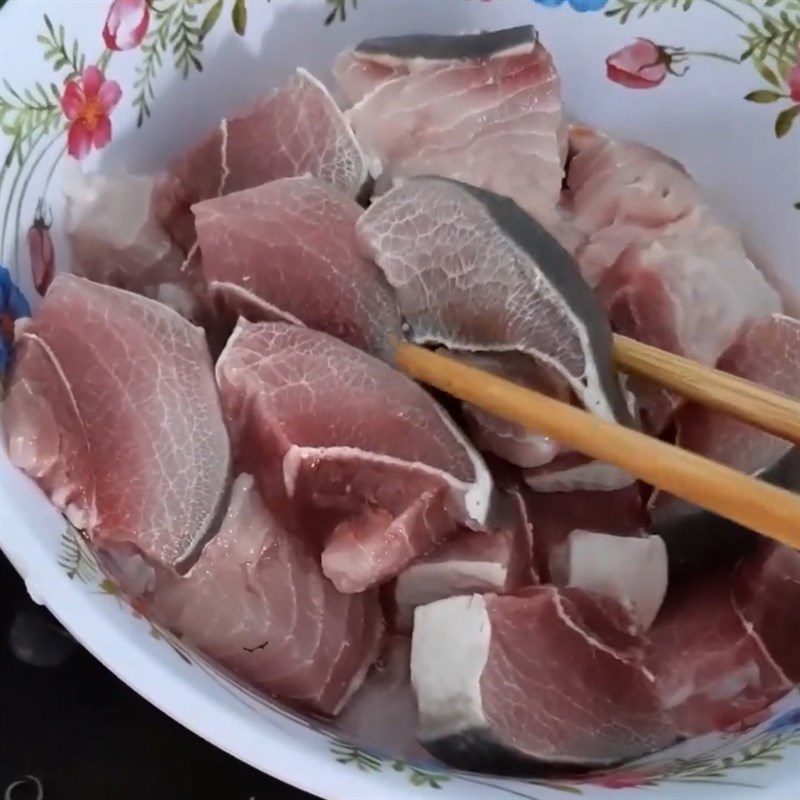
0, 552, 313, 800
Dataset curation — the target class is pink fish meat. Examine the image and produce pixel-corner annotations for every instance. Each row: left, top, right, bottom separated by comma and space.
523, 486, 646, 581
412, 587, 675, 772
216, 321, 492, 593
653, 314, 799, 576
673, 314, 799, 475
566, 129, 781, 433
647, 544, 799, 736
157, 69, 367, 251
341, 26, 567, 224
193, 175, 401, 359
145, 474, 383, 715
2, 276, 230, 571
392, 488, 535, 631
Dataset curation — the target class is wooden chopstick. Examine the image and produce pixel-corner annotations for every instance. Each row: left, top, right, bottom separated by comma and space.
613, 335, 800, 445
396, 343, 800, 550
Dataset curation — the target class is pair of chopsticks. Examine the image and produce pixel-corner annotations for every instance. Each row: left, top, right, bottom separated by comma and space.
396, 334, 800, 550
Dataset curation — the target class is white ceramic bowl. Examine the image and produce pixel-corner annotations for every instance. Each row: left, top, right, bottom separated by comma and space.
1, 1, 798, 798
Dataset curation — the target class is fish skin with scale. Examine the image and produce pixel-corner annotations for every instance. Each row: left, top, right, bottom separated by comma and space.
358, 175, 634, 427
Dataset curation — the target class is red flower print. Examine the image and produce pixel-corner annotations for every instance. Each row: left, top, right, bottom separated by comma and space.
27, 201, 55, 296
61, 66, 122, 160
606, 39, 669, 89
103, 0, 150, 51
789, 49, 800, 103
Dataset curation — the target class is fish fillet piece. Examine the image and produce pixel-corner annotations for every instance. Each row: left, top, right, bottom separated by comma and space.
144, 475, 383, 715
554, 531, 667, 630
334, 27, 544, 106
523, 450, 636, 493
566, 129, 781, 433
333, 50, 404, 106
342, 26, 566, 223
594, 223, 780, 424
453, 350, 570, 468
216, 321, 492, 593
523, 486, 646, 582
674, 314, 799, 474
2, 275, 230, 571
454, 350, 634, 493
568, 131, 701, 276
392, 488, 535, 631
411, 588, 675, 773
653, 314, 799, 576
358, 176, 632, 429
734, 543, 800, 685
193, 176, 401, 360
646, 544, 799, 736
337, 636, 428, 759
157, 68, 367, 251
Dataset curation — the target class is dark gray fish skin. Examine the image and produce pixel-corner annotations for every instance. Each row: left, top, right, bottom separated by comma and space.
656, 447, 800, 580
355, 26, 537, 62
452, 179, 633, 426
422, 730, 620, 777
173, 468, 233, 576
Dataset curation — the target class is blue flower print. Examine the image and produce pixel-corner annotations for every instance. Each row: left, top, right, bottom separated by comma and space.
533, 0, 609, 11
766, 707, 800, 735
0, 265, 32, 376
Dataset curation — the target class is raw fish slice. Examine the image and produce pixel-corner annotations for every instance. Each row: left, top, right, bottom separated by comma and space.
344, 27, 566, 224
337, 636, 428, 759
332, 50, 405, 106
453, 350, 569, 468
145, 475, 383, 715
646, 549, 797, 737
553, 531, 667, 630
523, 486, 645, 581
193, 176, 401, 360
567, 130, 701, 264
599, 233, 781, 431
393, 488, 535, 631
411, 588, 675, 773
653, 314, 800, 576
216, 321, 492, 592
64, 164, 193, 312
734, 543, 800, 684
319, 482, 455, 594
394, 530, 519, 633
594, 223, 780, 431
674, 314, 799, 473
593, 252, 680, 433
453, 351, 634, 492
157, 69, 367, 251
566, 129, 781, 433
358, 176, 632, 427
2, 276, 230, 571
523, 451, 635, 493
